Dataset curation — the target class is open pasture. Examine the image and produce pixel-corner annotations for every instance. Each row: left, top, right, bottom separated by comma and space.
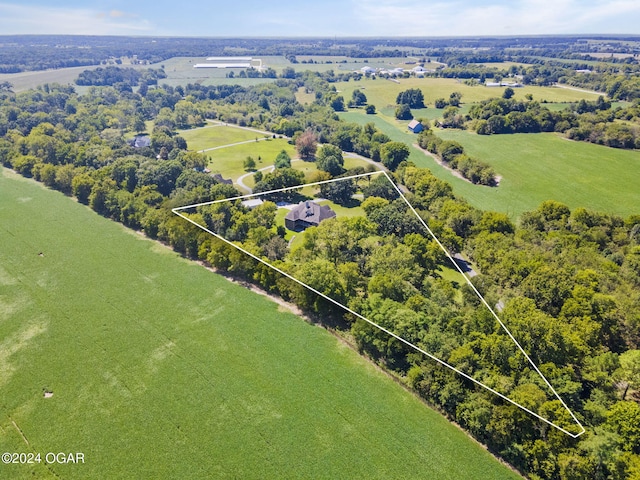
146, 56, 287, 88
434, 130, 640, 219
0, 168, 521, 479
340, 110, 640, 219
336, 77, 603, 110
178, 124, 379, 189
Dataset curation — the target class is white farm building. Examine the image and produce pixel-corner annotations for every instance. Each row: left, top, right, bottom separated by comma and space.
194, 57, 262, 69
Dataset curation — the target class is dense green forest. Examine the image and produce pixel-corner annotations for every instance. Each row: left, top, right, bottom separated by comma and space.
1, 66, 640, 479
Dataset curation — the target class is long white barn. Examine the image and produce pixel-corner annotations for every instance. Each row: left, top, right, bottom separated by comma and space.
194, 56, 256, 69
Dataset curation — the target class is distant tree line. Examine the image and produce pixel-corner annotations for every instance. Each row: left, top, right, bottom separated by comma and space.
76, 66, 166, 87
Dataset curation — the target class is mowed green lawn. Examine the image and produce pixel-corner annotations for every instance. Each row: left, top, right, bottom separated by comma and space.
0, 168, 521, 479
180, 125, 268, 152
178, 124, 380, 190
206, 138, 297, 185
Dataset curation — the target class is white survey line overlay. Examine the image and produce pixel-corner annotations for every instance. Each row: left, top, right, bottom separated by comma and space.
173, 171, 586, 438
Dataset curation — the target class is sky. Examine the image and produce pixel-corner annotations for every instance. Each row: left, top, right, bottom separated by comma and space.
0, 0, 639, 37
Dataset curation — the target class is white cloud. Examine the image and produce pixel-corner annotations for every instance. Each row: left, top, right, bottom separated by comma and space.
353, 0, 640, 36
0, 3, 153, 35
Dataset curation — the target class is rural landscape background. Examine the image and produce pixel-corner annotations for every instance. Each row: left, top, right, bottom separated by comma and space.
1, 28, 640, 480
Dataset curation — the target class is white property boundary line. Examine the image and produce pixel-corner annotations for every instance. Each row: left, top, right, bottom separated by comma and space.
173, 171, 586, 438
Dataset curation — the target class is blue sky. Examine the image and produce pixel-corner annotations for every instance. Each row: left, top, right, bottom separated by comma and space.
0, 0, 639, 37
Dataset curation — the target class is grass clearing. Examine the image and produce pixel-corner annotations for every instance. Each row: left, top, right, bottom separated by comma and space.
186, 125, 379, 190
180, 125, 266, 152
340, 109, 640, 219
434, 130, 640, 219
294, 86, 316, 105
336, 77, 602, 109
0, 167, 521, 479
205, 138, 296, 184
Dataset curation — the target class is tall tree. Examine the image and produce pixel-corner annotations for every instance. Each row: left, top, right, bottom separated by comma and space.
396, 88, 425, 108
319, 178, 356, 205
395, 103, 413, 120
274, 149, 291, 169
316, 144, 344, 176
380, 142, 410, 171
351, 89, 367, 106
295, 129, 318, 160
619, 350, 640, 400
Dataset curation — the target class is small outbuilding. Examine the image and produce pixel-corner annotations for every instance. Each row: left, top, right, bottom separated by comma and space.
407, 119, 424, 134
284, 201, 336, 231
241, 198, 264, 209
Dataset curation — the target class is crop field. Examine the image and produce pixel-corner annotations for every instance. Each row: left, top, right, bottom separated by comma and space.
0, 66, 102, 92
0, 168, 522, 479
336, 77, 602, 109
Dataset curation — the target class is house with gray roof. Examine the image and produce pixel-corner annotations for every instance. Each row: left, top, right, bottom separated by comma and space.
284, 201, 336, 231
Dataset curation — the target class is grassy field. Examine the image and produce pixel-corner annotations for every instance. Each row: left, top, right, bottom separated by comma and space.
0, 168, 522, 479
340, 110, 640, 219
147, 56, 287, 88
242, 156, 377, 192
206, 139, 296, 184
434, 130, 640, 219
178, 124, 379, 190
179, 125, 267, 152
336, 77, 602, 109
145, 55, 404, 87
294, 86, 316, 105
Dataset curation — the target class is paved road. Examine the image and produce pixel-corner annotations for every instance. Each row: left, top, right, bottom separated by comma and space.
236, 164, 277, 192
